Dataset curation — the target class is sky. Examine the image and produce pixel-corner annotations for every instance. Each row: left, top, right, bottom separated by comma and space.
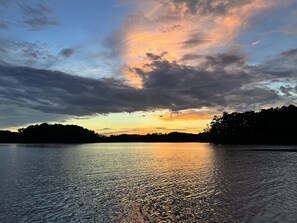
0, 0, 297, 135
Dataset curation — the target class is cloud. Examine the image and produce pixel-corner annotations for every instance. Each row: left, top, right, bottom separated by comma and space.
0, 62, 145, 117
279, 86, 296, 96
251, 40, 260, 46
0, 104, 66, 129
1, 36, 297, 127
97, 126, 197, 135
105, 0, 278, 87
0, 40, 53, 67
135, 53, 278, 111
171, 0, 259, 16
180, 33, 210, 48
0, 22, 9, 29
224, 88, 281, 111
256, 48, 297, 74
180, 54, 204, 61
154, 111, 217, 122
0, 1, 60, 31
2, 48, 296, 127
59, 48, 75, 58
21, 2, 60, 30
281, 48, 297, 57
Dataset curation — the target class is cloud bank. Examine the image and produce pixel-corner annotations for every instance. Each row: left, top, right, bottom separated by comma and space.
1, 48, 296, 127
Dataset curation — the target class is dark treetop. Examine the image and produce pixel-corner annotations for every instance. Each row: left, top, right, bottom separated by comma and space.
0, 123, 100, 143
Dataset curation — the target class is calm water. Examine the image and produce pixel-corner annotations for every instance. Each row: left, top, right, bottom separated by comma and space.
0, 143, 297, 223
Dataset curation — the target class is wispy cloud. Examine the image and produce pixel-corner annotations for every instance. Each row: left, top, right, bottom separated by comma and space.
0, 40, 54, 67
0, 1, 60, 31
154, 111, 217, 122
21, 2, 60, 30
96, 126, 199, 135
251, 40, 260, 46
0, 21, 9, 29
106, 0, 279, 87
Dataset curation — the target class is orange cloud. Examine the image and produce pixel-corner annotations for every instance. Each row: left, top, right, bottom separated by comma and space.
154, 112, 217, 122
117, 0, 279, 87
99, 126, 203, 135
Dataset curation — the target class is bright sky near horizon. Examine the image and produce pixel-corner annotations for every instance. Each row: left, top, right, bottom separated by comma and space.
0, 0, 297, 135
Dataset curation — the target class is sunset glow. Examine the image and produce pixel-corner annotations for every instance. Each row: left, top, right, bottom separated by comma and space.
1, 0, 297, 134
120, 0, 275, 87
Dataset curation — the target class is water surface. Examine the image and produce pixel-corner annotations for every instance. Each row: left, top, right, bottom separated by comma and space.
0, 143, 297, 222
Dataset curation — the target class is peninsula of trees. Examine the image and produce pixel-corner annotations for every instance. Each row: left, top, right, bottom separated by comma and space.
0, 105, 297, 144
0, 123, 100, 143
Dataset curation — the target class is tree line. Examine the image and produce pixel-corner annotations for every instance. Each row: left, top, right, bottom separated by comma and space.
207, 104, 297, 144
0, 123, 209, 143
1, 104, 296, 144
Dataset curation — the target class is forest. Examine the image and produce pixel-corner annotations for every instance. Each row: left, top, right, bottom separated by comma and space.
208, 104, 297, 144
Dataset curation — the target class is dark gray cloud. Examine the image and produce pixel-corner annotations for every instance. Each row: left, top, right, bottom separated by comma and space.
0, 103, 66, 129
0, 63, 144, 117
281, 48, 297, 57
172, 0, 252, 15
1, 50, 296, 127
280, 86, 292, 96
181, 52, 245, 68
224, 88, 281, 111
180, 33, 210, 48
146, 52, 167, 61
279, 85, 297, 96
201, 53, 245, 70
60, 48, 75, 58
256, 48, 297, 75
134, 53, 272, 111
180, 54, 203, 61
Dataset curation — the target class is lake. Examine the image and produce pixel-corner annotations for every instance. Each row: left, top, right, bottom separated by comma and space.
0, 143, 297, 222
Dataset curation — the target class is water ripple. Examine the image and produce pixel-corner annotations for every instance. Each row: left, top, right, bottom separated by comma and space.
0, 143, 297, 222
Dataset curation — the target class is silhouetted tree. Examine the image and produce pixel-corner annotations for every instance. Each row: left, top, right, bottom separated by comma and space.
208, 105, 297, 144
102, 132, 210, 142
17, 123, 102, 143
0, 123, 210, 143
0, 130, 19, 142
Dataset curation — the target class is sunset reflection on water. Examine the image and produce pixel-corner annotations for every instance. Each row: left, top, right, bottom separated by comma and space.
1, 143, 297, 222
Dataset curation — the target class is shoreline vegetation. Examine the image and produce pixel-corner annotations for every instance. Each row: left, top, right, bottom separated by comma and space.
1, 105, 296, 144
0, 123, 209, 143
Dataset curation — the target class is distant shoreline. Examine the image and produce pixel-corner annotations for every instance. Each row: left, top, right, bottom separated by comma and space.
0, 123, 209, 143
1, 105, 297, 145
